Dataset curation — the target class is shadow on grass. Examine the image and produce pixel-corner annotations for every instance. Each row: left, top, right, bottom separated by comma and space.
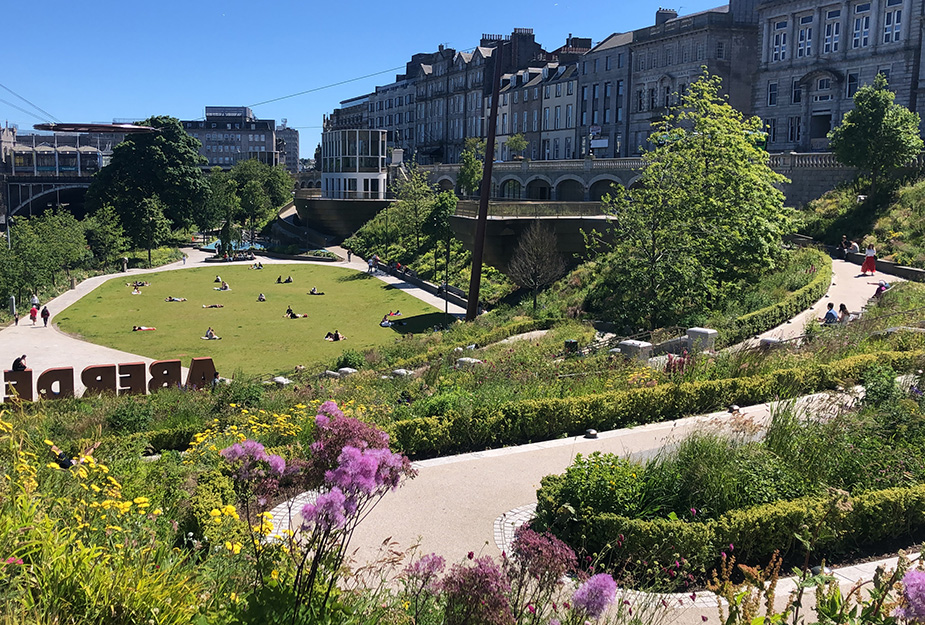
386, 312, 453, 335
337, 272, 376, 282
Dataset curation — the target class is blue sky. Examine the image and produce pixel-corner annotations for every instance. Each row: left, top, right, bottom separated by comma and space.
3, 0, 722, 158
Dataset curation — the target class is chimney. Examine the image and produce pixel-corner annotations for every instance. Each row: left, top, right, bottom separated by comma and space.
655, 7, 678, 25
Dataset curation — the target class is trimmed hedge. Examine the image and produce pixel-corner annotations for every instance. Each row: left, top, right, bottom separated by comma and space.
717, 249, 832, 347
390, 318, 559, 370
388, 350, 925, 458
535, 483, 925, 579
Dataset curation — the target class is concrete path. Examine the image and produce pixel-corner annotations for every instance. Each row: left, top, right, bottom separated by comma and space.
755, 255, 902, 344
0, 246, 463, 396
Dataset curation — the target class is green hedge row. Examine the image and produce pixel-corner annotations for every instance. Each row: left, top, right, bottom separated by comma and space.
70, 426, 198, 459
717, 249, 832, 347
388, 350, 925, 458
390, 318, 559, 370
535, 480, 925, 577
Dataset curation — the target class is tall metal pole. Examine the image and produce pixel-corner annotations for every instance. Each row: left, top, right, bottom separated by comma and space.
466, 41, 505, 321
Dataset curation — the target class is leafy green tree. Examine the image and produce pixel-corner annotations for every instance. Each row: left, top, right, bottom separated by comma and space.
829, 73, 923, 197
35, 210, 88, 282
457, 138, 485, 197
84, 205, 127, 268
507, 222, 566, 311
85, 116, 209, 236
135, 197, 171, 267
239, 179, 271, 245
424, 191, 458, 280
506, 133, 528, 159
230, 159, 292, 208
588, 72, 791, 329
390, 162, 437, 253
199, 168, 238, 232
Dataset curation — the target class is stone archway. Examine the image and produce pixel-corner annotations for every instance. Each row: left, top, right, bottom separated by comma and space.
526, 178, 551, 200
498, 179, 523, 199
555, 178, 585, 202
589, 177, 620, 202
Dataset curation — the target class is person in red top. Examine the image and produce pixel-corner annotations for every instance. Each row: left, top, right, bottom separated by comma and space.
29, 306, 38, 325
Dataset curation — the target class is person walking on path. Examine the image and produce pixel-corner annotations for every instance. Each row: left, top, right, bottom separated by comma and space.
30, 293, 39, 307
861, 243, 877, 276
347, 250, 352, 263
29, 306, 38, 325
41, 306, 50, 327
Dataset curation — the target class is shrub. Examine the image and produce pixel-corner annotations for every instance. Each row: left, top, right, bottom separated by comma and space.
105, 398, 154, 433
334, 349, 366, 371
862, 362, 901, 405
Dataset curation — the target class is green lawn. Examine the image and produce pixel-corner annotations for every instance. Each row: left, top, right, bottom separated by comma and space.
55, 265, 442, 377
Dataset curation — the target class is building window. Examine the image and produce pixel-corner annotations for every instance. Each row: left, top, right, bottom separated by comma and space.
513, 112, 518, 133
879, 66, 892, 82
513, 91, 518, 104
768, 82, 778, 106
567, 81, 574, 96
636, 89, 644, 112
581, 109, 588, 125
534, 87, 539, 99
594, 58, 600, 73
664, 86, 671, 108
792, 80, 802, 103
696, 44, 704, 60
682, 45, 690, 62
617, 52, 624, 68
824, 18, 841, 52
533, 110, 538, 131
884, 3, 902, 43
772, 21, 788, 61
555, 105, 561, 129
556, 83, 562, 97
798, 23, 812, 57
716, 42, 725, 59
853, 5, 870, 48
543, 85, 549, 98
592, 109, 599, 124
592, 84, 600, 100
554, 138, 560, 159
766, 118, 777, 142
789, 116, 802, 142
582, 61, 587, 74
604, 106, 611, 123
847, 71, 860, 97
649, 88, 657, 110
543, 107, 549, 130
605, 55, 612, 70
566, 104, 573, 127
581, 86, 588, 102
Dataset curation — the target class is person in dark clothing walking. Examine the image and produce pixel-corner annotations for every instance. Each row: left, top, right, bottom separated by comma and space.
41, 306, 50, 327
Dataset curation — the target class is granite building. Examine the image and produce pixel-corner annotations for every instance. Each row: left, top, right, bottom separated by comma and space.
752, 0, 922, 152
182, 107, 279, 170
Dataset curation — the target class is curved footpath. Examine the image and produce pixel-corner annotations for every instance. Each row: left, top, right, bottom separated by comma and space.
269, 256, 912, 623
0, 247, 464, 396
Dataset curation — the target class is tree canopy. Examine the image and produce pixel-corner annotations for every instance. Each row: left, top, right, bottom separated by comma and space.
829, 73, 923, 195
85, 115, 209, 239
587, 72, 792, 330
508, 222, 567, 310
457, 138, 485, 197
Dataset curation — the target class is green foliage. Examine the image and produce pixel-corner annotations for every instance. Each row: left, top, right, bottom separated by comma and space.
457, 137, 485, 196
83, 204, 127, 267
105, 397, 155, 433
335, 349, 366, 371
86, 115, 209, 234
586, 72, 791, 329
829, 73, 924, 194
506, 133, 528, 157
861, 362, 901, 405
507, 222, 567, 311
136, 196, 172, 266
715, 249, 832, 347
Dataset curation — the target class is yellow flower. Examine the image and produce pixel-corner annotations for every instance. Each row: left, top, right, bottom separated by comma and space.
271, 569, 279, 580
152, 508, 162, 516
91, 484, 101, 493
209, 508, 222, 518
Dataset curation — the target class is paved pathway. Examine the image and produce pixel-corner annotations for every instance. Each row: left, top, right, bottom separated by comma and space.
268, 255, 909, 623
0, 246, 463, 395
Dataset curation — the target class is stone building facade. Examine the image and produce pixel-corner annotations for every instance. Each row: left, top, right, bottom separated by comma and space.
276, 125, 300, 174
182, 107, 278, 170
576, 32, 633, 158
752, 0, 924, 152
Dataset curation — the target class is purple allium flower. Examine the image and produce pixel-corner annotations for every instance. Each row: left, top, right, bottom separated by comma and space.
301, 487, 347, 531
442, 556, 514, 625
572, 573, 617, 619
403, 553, 446, 593
306, 402, 394, 487
510, 524, 577, 582
896, 569, 925, 621
268, 454, 286, 476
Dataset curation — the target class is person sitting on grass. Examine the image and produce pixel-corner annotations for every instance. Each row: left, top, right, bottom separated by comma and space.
165, 296, 187, 302
276, 275, 282, 284
257, 262, 263, 269
214, 275, 222, 283
202, 304, 224, 308
131, 287, 142, 295
285, 305, 308, 319
324, 330, 346, 341
309, 287, 325, 295
203, 326, 222, 340
132, 326, 156, 331
214, 281, 230, 291
257, 293, 266, 302
838, 303, 852, 323
284, 276, 293, 283
380, 315, 392, 328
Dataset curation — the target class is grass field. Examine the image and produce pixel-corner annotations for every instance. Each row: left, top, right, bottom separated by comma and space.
55, 264, 443, 377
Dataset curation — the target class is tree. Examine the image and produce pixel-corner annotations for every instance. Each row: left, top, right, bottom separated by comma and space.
424, 191, 458, 287
35, 210, 88, 282
239, 179, 271, 245
390, 162, 437, 253
199, 168, 237, 232
506, 133, 528, 160
135, 197, 171, 267
85, 116, 209, 236
507, 222, 566, 311
829, 73, 923, 197
230, 158, 292, 208
84, 205, 126, 268
457, 138, 485, 197
588, 72, 791, 330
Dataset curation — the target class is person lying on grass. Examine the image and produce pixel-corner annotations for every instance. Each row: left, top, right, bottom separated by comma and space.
203, 304, 224, 308
324, 330, 345, 341
132, 326, 156, 331
309, 287, 325, 295
165, 296, 187, 302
